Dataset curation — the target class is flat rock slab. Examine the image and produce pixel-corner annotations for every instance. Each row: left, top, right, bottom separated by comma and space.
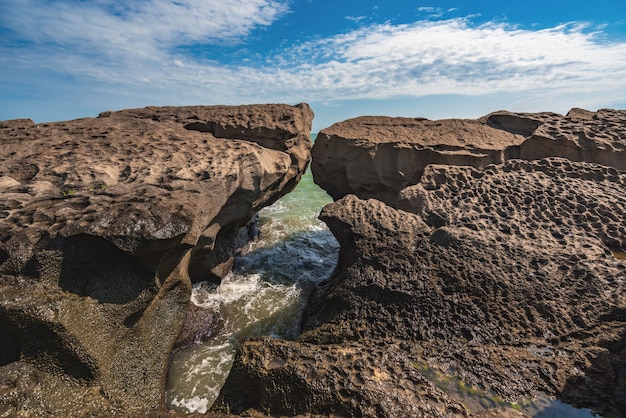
0, 104, 312, 256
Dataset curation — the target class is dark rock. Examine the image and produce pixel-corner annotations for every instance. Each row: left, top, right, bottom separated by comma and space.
301, 159, 625, 416
213, 337, 469, 417
173, 304, 224, 351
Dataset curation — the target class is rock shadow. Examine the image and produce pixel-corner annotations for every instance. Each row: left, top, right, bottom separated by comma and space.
58, 234, 155, 304
559, 322, 626, 418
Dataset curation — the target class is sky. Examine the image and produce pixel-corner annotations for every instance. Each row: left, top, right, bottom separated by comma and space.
1, 0, 626, 132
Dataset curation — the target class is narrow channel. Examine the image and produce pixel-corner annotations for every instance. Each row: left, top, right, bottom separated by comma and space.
166, 153, 339, 413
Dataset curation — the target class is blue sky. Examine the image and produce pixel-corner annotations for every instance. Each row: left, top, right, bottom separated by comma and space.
1, 0, 626, 132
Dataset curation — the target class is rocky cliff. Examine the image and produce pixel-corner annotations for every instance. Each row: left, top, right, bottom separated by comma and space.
0, 103, 313, 416
215, 109, 626, 417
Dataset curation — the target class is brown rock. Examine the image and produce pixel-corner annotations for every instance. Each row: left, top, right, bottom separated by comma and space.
213, 337, 470, 417
0, 103, 313, 416
301, 158, 625, 416
312, 109, 626, 206
220, 157, 624, 417
485, 108, 626, 169
311, 116, 524, 205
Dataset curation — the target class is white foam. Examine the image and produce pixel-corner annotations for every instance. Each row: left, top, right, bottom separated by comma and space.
170, 395, 210, 414
191, 273, 267, 310
168, 182, 340, 414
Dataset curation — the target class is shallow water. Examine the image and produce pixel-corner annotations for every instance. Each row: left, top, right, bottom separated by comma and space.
166, 162, 339, 413
414, 363, 596, 417
613, 250, 626, 260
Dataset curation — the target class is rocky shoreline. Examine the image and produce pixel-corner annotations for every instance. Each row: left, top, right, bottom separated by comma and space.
1, 105, 624, 417
0, 103, 313, 416
215, 109, 626, 417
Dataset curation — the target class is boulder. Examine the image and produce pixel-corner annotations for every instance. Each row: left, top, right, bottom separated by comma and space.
0, 103, 313, 416
311, 109, 626, 206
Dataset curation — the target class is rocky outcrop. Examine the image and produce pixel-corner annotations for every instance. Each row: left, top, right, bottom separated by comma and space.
485, 108, 626, 169
311, 109, 626, 206
215, 109, 626, 417
0, 103, 313, 416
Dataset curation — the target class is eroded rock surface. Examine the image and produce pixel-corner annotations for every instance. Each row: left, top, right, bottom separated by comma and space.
216, 108, 626, 417
312, 109, 626, 206
217, 159, 625, 417
213, 337, 469, 417
0, 103, 313, 416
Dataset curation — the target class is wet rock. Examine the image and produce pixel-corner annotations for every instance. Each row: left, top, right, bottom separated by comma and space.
213, 337, 469, 417
173, 304, 224, 351
0, 103, 313, 416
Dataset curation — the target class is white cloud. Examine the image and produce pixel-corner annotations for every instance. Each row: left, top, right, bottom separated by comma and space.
267, 19, 626, 102
1, 3, 626, 121
1, 0, 289, 57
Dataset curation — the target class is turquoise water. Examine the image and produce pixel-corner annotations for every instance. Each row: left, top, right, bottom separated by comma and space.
166, 161, 339, 413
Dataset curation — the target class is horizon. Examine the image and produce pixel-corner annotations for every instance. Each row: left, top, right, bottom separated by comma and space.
2, 0, 626, 132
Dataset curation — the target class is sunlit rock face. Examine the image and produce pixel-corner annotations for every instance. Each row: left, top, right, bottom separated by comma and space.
311, 108, 626, 207
0, 103, 313, 416
215, 109, 626, 418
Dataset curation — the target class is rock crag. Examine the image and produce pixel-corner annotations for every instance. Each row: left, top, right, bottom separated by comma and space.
215, 109, 626, 417
0, 103, 313, 416
312, 109, 626, 206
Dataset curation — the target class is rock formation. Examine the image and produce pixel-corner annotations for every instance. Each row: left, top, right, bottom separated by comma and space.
0, 103, 313, 416
215, 109, 626, 417
311, 108, 626, 206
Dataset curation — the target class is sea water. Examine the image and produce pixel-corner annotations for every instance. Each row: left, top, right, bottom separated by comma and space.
166, 151, 339, 413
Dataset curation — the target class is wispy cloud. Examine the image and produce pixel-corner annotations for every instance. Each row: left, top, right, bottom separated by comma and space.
2, 2, 626, 117
1, 0, 289, 63
273, 19, 626, 102
345, 15, 367, 23
416, 6, 457, 18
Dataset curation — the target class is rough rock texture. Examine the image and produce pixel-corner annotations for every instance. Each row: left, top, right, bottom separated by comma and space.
311, 109, 626, 206
216, 109, 626, 417
217, 159, 625, 417
0, 103, 313, 416
213, 337, 469, 417
485, 108, 626, 169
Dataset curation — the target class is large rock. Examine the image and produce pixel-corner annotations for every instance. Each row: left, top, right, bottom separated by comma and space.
0, 103, 313, 416
216, 159, 625, 417
311, 108, 626, 206
215, 107, 626, 417
485, 108, 626, 169
213, 337, 470, 417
